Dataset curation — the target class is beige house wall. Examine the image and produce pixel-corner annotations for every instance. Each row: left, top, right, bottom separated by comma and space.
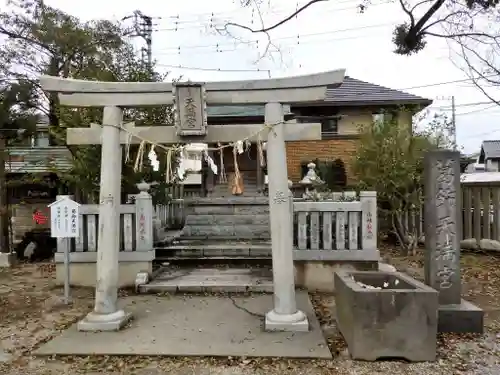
286, 108, 415, 183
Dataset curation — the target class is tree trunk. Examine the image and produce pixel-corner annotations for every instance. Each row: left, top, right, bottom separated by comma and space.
0, 136, 10, 253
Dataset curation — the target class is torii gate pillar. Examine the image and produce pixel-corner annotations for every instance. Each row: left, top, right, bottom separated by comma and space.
77, 106, 131, 331
264, 102, 308, 331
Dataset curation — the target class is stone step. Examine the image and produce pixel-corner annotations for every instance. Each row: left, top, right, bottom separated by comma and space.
209, 191, 261, 198
213, 174, 258, 185
204, 184, 264, 197
138, 266, 274, 293
156, 240, 272, 259
186, 197, 269, 205
211, 188, 260, 194
208, 193, 262, 198
189, 204, 269, 215
182, 224, 270, 239
211, 188, 259, 194
185, 214, 269, 226
213, 179, 258, 187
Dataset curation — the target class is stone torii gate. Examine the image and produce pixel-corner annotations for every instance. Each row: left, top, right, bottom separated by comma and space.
40, 70, 345, 332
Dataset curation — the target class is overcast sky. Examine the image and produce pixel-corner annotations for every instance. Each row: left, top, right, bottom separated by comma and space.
12, 0, 500, 155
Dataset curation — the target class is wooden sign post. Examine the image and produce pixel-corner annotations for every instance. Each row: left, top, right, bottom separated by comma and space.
48, 196, 80, 304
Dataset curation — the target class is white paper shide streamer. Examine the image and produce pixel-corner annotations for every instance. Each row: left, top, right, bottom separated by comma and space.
147, 145, 160, 172
177, 143, 217, 181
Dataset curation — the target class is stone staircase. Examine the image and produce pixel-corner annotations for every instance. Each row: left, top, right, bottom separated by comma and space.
155, 196, 271, 260
182, 197, 269, 240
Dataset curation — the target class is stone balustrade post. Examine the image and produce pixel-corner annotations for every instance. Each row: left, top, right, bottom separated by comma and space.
135, 181, 154, 252
360, 191, 377, 251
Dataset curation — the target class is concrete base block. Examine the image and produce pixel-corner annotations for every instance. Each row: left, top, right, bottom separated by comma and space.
438, 299, 484, 334
0, 253, 17, 268
265, 309, 310, 332
77, 310, 133, 332
55, 260, 153, 288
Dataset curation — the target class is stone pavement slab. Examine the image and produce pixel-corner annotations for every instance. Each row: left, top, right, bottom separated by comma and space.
34, 291, 331, 359
140, 267, 273, 293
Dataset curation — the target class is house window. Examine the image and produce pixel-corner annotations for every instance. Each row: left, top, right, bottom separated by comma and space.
321, 118, 338, 139
372, 111, 397, 125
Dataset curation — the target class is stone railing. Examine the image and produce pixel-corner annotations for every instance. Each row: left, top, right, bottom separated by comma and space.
292, 191, 379, 261
53, 183, 154, 263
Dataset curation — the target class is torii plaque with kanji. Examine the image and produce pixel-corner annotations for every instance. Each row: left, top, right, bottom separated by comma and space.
173, 82, 207, 136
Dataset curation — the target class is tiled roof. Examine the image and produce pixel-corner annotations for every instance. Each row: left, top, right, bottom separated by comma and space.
205, 76, 431, 116
6, 147, 72, 173
325, 76, 431, 105
480, 140, 500, 160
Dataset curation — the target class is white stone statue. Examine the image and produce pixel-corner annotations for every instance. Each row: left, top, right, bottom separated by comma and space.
299, 162, 324, 185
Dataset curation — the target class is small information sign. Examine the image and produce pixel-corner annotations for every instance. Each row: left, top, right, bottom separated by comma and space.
48, 197, 80, 238
47, 196, 81, 305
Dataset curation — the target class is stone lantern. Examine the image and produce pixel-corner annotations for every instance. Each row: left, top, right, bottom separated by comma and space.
299, 162, 324, 198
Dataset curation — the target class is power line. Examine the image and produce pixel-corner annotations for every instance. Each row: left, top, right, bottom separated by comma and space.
432, 100, 497, 110
163, 0, 362, 20
466, 128, 500, 140
151, 28, 454, 58
158, 0, 390, 30
361, 76, 499, 98
154, 23, 394, 53
156, 63, 271, 76
152, 30, 428, 58
456, 104, 500, 116
155, 37, 395, 57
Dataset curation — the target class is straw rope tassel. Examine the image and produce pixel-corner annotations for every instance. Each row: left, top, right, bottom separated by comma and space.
257, 135, 266, 167
231, 145, 243, 195
124, 132, 133, 163
165, 148, 172, 183
233, 146, 241, 180
133, 140, 147, 172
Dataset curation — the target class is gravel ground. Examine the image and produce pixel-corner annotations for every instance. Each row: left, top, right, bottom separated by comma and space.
0, 246, 499, 375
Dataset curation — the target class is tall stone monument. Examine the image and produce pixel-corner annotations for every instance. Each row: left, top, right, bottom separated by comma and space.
424, 150, 484, 333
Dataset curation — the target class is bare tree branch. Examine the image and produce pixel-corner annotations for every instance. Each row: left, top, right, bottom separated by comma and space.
410, 0, 435, 13
248, 0, 281, 64
224, 0, 500, 107
452, 37, 500, 105
399, 0, 416, 28
225, 0, 329, 34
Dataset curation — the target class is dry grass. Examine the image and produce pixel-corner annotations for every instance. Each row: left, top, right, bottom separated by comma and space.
0, 248, 499, 374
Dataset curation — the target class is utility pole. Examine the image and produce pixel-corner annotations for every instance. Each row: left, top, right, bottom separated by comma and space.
451, 95, 457, 150
122, 11, 155, 72
436, 95, 457, 150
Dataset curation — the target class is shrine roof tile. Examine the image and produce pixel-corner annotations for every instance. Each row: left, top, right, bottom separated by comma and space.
325, 76, 432, 106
